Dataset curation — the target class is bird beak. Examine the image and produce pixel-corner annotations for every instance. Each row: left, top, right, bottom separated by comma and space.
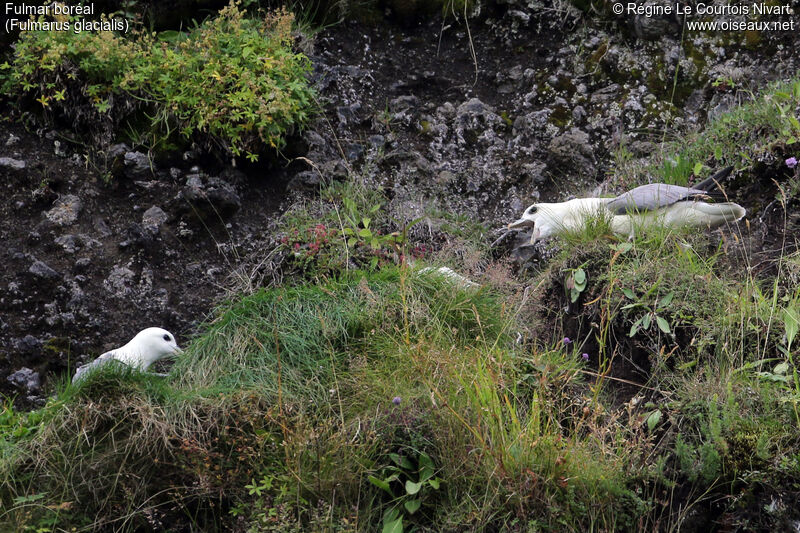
529, 227, 540, 245
173, 346, 183, 356
507, 217, 535, 230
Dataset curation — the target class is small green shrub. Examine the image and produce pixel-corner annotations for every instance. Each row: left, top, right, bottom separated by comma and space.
3, 2, 315, 160
277, 181, 427, 277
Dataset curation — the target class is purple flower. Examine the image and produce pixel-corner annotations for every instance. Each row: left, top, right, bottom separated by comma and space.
786, 157, 798, 169
563, 337, 572, 345
582, 353, 589, 361
392, 396, 402, 406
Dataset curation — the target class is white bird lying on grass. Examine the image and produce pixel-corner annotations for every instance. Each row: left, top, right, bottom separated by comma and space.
506, 166, 746, 243
418, 266, 479, 288
72, 327, 182, 384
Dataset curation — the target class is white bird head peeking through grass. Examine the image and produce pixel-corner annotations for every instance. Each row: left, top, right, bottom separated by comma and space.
72, 327, 182, 384
507, 198, 610, 244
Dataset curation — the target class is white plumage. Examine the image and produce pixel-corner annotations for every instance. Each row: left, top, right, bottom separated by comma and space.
508, 170, 745, 243
72, 327, 182, 384
509, 198, 609, 243
608, 200, 746, 238
418, 266, 478, 288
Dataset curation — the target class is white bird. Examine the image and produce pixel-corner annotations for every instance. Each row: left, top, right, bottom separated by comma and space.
72, 327, 182, 384
507, 167, 745, 243
418, 266, 479, 288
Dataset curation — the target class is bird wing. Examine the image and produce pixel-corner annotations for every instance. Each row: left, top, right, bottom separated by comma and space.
605, 184, 710, 215
72, 350, 124, 384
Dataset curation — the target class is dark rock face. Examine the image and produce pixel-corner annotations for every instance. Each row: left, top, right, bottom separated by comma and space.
142, 206, 168, 234
176, 174, 242, 221
548, 129, 594, 169
28, 260, 60, 280
7, 367, 41, 393
45, 195, 83, 227
123, 151, 153, 180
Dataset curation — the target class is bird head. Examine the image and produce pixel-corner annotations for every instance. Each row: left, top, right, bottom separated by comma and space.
507, 203, 558, 244
507, 198, 611, 245
130, 327, 182, 368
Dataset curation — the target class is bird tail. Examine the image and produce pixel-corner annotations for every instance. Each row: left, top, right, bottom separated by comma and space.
693, 166, 734, 192
691, 201, 746, 223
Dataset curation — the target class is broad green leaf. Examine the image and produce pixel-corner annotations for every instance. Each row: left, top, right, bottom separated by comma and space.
735, 358, 780, 372
774, 362, 789, 375
428, 477, 441, 489
404, 499, 421, 514
629, 316, 643, 337
646, 409, 662, 432
659, 291, 674, 308
419, 454, 434, 481
419, 453, 434, 470
693, 162, 703, 176
382, 516, 403, 533
390, 453, 414, 470
656, 316, 671, 334
359, 228, 372, 238
405, 480, 422, 495
622, 288, 636, 299
756, 371, 791, 383
573, 268, 586, 284
713, 145, 723, 160
420, 465, 434, 482
368, 475, 393, 495
642, 313, 652, 330
362, 217, 371, 229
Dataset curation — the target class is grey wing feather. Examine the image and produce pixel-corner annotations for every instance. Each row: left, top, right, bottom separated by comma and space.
72, 350, 118, 384
605, 184, 709, 215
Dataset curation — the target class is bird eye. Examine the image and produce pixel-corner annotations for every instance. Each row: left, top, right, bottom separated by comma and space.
526, 206, 538, 216
163, 334, 171, 341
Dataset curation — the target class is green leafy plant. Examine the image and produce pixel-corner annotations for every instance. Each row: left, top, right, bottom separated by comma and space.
564, 263, 588, 303
229, 472, 307, 529
368, 451, 442, 533
770, 81, 800, 145
4, 2, 315, 161
622, 285, 674, 337
342, 198, 387, 250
